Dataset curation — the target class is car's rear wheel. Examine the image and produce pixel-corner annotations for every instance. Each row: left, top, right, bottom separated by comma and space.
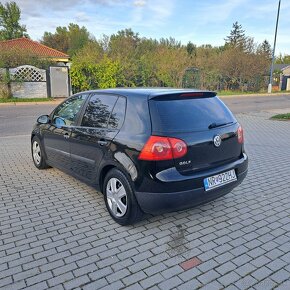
31, 136, 49, 169
103, 168, 143, 225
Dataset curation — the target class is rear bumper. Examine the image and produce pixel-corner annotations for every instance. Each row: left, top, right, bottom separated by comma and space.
135, 154, 248, 214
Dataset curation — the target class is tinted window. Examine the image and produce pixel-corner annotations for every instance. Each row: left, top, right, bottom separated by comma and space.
108, 97, 126, 129
53, 95, 86, 126
81, 94, 117, 128
150, 97, 236, 133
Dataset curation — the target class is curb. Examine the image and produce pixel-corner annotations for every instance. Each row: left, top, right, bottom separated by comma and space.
0, 99, 66, 106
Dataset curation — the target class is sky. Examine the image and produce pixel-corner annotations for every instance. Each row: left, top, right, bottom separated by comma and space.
13, 0, 290, 55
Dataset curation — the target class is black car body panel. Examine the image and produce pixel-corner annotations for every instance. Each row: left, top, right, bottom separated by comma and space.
32, 88, 248, 217
134, 153, 248, 213
136, 169, 248, 214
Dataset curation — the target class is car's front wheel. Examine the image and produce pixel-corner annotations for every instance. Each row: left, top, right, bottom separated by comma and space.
31, 136, 49, 169
103, 168, 143, 225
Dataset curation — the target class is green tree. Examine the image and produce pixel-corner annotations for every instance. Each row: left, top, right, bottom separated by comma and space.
70, 42, 121, 92
218, 47, 269, 91
275, 53, 290, 64
195, 45, 221, 90
108, 29, 141, 86
42, 27, 69, 54
257, 40, 272, 59
0, 1, 28, 40
151, 45, 191, 87
41, 23, 92, 56
136, 38, 159, 86
224, 21, 247, 51
186, 41, 196, 57
159, 37, 181, 48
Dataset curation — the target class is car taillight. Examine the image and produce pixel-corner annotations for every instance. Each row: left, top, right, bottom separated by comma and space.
138, 136, 187, 161
169, 137, 187, 159
237, 126, 244, 144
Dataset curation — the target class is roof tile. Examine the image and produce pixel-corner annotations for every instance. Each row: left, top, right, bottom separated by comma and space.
0, 37, 69, 59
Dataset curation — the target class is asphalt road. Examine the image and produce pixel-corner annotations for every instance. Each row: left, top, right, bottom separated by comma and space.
0, 103, 57, 137
221, 94, 290, 114
0, 94, 290, 137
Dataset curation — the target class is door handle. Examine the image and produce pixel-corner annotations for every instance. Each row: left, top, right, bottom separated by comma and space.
64, 133, 70, 139
97, 140, 108, 146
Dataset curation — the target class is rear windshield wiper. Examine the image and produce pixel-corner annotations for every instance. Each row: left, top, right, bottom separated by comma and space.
208, 121, 233, 129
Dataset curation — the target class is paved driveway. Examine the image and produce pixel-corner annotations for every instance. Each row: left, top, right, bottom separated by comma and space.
0, 111, 290, 290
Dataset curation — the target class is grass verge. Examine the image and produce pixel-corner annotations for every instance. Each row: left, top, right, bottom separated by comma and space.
271, 113, 290, 120
0, 98, 55, 103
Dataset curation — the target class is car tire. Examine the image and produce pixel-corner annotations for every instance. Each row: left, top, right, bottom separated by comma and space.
103, 168, 143, 225
31, 136, 50, 169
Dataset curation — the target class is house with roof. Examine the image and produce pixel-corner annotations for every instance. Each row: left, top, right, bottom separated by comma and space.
281, 65, 290, 76
281, 65, 290, 91
273, 64, 290, 91
0, 37, 70, 99
0, 37, 69, 65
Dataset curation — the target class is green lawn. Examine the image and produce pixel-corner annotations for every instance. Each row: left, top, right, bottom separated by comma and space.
218, 90, 262, 96
271, 113, 290, 120
0, 98, 55, 103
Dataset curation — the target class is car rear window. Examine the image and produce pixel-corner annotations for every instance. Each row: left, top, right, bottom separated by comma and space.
149, 96, 236, 133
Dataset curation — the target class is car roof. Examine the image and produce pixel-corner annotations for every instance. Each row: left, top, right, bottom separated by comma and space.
79, 88, 216, 99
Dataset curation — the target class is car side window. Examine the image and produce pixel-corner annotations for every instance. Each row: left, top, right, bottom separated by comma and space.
108, 97, 126, 129
53, 95, 86, 126
81, 94, 118, 128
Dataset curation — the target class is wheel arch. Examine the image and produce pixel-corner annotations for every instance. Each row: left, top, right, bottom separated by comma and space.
98, 160, 137, 195
99, 164, 116, 194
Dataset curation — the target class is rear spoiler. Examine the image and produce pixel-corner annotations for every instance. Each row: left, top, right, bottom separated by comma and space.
149, 91, 217, 100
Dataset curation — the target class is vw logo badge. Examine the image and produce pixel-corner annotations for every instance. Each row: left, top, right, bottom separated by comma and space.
213, 135, 222, 147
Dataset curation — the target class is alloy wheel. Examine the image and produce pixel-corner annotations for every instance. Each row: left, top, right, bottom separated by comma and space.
32, 141, 41, 165
106, 177, 128, 217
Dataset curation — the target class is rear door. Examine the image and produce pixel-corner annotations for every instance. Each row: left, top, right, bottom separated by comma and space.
70, 94, 126, 183
149, 93, 241, 174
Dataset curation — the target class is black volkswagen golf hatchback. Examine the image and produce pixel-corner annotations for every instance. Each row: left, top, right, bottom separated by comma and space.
31, 88, 248, 225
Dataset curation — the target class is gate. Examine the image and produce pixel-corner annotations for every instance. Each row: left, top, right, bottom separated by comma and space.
49, 66, 70, 98
9, 65, 47, 98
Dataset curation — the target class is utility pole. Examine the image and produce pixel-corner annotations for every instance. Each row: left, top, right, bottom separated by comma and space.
268, 0, 281, 93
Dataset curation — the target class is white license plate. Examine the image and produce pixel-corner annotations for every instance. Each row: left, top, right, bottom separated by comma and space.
204, 169, 237, 191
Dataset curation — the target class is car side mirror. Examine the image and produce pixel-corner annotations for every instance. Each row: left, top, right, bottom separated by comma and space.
37, 115, 50, 124
54, 117, 66, 128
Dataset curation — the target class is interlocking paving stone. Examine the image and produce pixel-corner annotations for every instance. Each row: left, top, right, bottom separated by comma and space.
122, 270, 147, 287
177, 278, 202, 290
199, 280, 224, 290
158, 276, 183, 290
270, 269, 290, 284
1, 111, 290, 289
252, 277, 278, 290
274, 281, 290, 290
215, 261, 237, 275
217, 271, 240, 287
